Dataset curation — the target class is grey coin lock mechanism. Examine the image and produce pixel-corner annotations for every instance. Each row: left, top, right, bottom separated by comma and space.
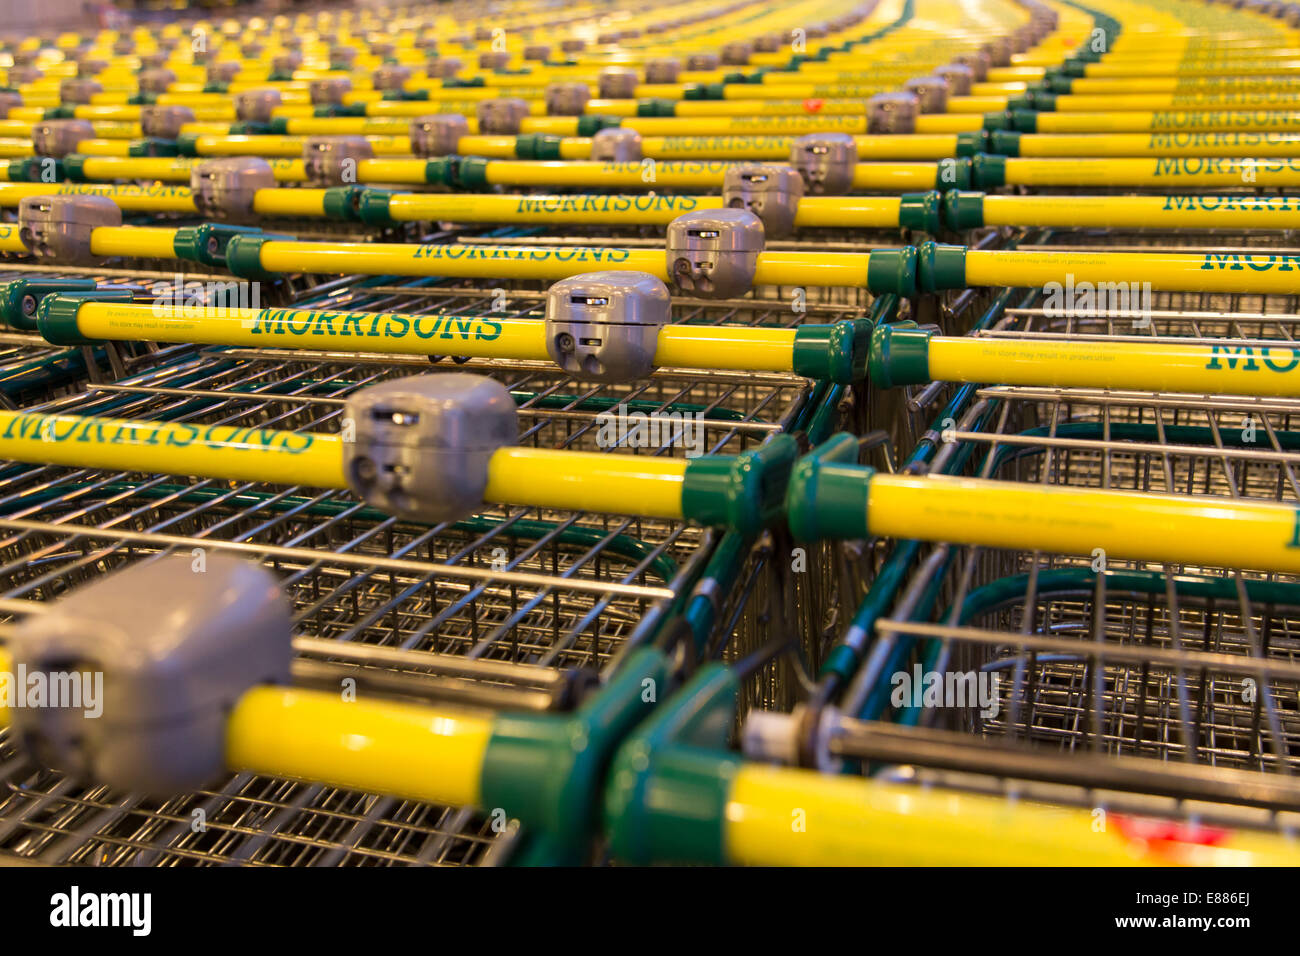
789, 133, 857, 196
598, 66, 640, 100
904, 75, 950, 114
545, 271, 670, 382
303, 136, 375, 187
10, 554, 292, 795
138, 67, 178, 95
192, 157, 277, 221
207, 60, 243, 84
141, 104, 197, 140
342, 372, 803, 535
591, 127, 642, 162
373, 64, 413, 93
644, 57, 681, 84
477, 98, 530, 135
18, 194, 121, 265
235, 88, 282, 124
867, 93, 920, 135
666, 207, 765, 299
545, 82, 591, 117
722, 164, 804, 239
59, 78, 102, 105
410, 114, 469, 157
31, 119, 95, 158
343, 373, 519, 525
309, 76, 354, 107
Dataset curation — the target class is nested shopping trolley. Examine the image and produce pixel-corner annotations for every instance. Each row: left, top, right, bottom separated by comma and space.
0, 217, 900, 864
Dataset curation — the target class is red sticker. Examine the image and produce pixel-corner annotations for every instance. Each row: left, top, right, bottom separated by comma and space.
1113, 814, 1231, 847
803, 98, 825, 113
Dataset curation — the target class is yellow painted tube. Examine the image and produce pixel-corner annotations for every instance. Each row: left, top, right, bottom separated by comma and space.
1062, 77, 1300, 95
384, 192, 723, 225
851, 162, 942, 191
73, 301, 551, 360
255, 239, 670, 281
1079, 60, 1300, 79
0, 410, 347, 488
0, 224, 29, 253
926, 334, 1300, 398
793, 196, 903, 229
226, 686, 491, 808
280, 117, 415, 136
456, 134, 527, 158
1033, 110, 1300, 134
641, 136, 789, 160
1050, 93, 1300, 113
866, 471, 1300, 575
355, 158, 433, 184
1015, 132, 1300, 157
75, 156, 196, 182
914, 114, 985, 133
999, 157, 1300, 188
251, 187, 330, 218
88, 226, 180, 259
73, 138, 135, 157
479, 159, 735, 190
964, 247, 1300, 295
980, 194, 1300, 230
72, 302, 800, 371
485, 447, 686, 518
753, 251, 870, 288
0, 139, 35, 158
655, 325, 795, 371
725, 764, 1300, 866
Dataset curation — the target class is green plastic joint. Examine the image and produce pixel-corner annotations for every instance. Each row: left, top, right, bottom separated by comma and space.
602, 663, 742, 865
575, 114, 621, 136
228, 121, 273, 135
988, 130, 1021, 156
448, 156, 484, 188
0, 278, 97, 331
9, 157, 64, 182
515, 133, 563, 160
783, 432, 873, 541
224, 233, 280, 279
1010, 109, 1039, 133
868, 320, 932, 387
319, 184, 366, 221
897, 190, 941, 233
479, 646, 672, 864
916, 240, 968, 292
792, 320, 859, 383
636, 97, 676, 117
935, 156, 971, 189
954, 131, 987, 157
129, 138, 178, 157
941, 190, 984, 230
865, 246, 918, 296
1032, 91, 1058, 111
173, 224, 273, 267
680, 433, 800, 534
982, 111, 1011, 131
36, 289, 134, 345
355, 187, 397, 225
175, 131, 201, 156
970, 152, 1006, 189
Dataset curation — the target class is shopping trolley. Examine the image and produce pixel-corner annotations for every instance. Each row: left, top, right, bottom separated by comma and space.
0, 223, 896, 864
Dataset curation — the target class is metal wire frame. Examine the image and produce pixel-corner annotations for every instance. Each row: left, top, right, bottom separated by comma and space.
846, 377, 1300, 830
0, 291, 871, 866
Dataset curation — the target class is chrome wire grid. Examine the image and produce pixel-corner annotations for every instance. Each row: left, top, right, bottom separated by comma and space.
0, 262, 867, 864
